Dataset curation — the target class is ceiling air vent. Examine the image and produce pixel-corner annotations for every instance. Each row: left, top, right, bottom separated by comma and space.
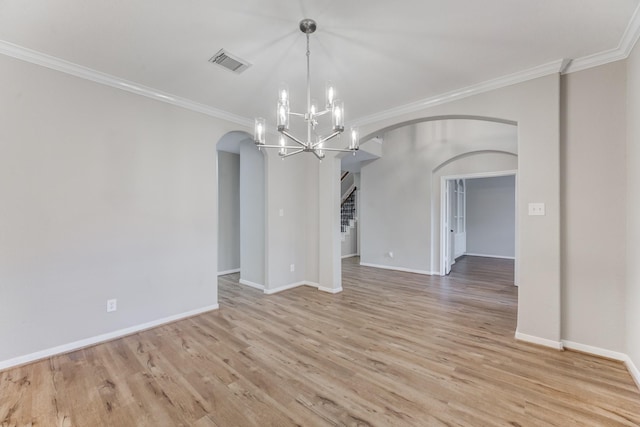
209, 49, 251, 74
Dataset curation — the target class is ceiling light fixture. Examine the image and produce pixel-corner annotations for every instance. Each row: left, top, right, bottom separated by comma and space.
254, 19, 359, 160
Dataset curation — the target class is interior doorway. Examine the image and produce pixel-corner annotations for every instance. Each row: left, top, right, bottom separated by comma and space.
441, 171, 517, 282
216, 131, 266, 290
443, 178, 467, 275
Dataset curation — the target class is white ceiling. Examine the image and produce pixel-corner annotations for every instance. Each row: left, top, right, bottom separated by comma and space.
1, 0, 638, 127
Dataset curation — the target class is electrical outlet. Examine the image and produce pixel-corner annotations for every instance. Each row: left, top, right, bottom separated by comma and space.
528, 203, 545, 216
290, 264, 295, 272
106, 299, 117, 313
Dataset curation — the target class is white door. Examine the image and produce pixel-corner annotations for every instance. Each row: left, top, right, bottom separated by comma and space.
454, 179, 467, 258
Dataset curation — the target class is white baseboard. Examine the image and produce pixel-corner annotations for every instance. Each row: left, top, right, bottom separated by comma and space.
515, 336, 640, 391
263, 281, 343, 295
561, 340, 626, 361
561, 340, 639, 391
0, 304, 219, 372
239, 279, 264, 290
465, 253, 515, 260
626, 356, 640, 390
264, 281, 310, 295
318, 286, 343, 294
341, 253, 359, 259
359, 262, 437, 276
217, 268, 240, 276
515, 331, 564, 350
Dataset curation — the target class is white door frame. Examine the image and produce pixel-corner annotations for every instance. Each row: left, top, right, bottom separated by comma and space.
453, 179, 466, 260
439, 170, 518, 284
443, 180, 453, 275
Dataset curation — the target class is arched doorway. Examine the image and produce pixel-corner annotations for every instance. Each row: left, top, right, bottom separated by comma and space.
216, 131, 267, 291
324, 76, 562, 348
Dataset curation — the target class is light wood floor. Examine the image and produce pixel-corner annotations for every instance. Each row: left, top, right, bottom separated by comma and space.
1, 256, 639, 426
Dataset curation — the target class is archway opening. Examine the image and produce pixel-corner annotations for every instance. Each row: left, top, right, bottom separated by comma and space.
216, 131, 267, 292
336, 117, 519, 324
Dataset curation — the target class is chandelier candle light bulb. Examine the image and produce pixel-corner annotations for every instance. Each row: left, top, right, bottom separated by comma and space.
254, 117, 266, 145
253, 19, 359, 160
332, 100, 344, 132
279, 85, 289, 103
350, 127, 359, 151
326, 82, 335, 107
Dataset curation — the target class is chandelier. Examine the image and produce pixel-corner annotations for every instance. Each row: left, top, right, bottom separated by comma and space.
254, 19, 359, 160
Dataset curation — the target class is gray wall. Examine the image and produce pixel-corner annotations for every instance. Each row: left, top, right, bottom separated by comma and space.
3, 35, 638, 377
341, 223, 358, 257
239, 141, 265, 286
356, 65, 632, 353
357, 74, 561, 345
561, 61, 627, 353
265, 153, 319, 290
0, 53, 239, 364
627, 38, 640, 376
465, 176, 516, 258
341, 172, 355, 197
217, 151, 240, 273
433, 153, 518, 272
360, 120, 518, 274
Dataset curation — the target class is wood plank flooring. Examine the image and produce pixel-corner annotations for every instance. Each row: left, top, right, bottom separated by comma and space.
1, 256, 639, 426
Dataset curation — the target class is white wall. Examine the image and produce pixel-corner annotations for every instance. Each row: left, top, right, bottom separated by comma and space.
465, 176, 516, 258
627, 39, 640, 378
0, 54, 242, 364
360, 120, 517, 274
217, 151, 240, 273
239, 141, 265, 286
560, 61, 627, 353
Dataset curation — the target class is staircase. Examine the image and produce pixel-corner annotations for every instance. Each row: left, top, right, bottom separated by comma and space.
341, 187, 357, 241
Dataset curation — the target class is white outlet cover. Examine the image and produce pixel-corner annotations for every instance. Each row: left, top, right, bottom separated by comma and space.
106, 299, 117, 312
290, 264, 295, 272
528, 203, 545, 216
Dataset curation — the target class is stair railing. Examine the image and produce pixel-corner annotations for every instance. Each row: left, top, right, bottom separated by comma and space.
341, 187, 357, 233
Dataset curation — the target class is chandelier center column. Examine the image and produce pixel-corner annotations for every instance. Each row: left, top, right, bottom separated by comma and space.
306, 32, 311, 147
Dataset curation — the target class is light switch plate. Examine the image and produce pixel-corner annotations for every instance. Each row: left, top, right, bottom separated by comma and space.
528, 203, 545, 216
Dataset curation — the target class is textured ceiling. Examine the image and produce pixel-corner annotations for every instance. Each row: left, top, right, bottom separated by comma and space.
0, 0, 638, 127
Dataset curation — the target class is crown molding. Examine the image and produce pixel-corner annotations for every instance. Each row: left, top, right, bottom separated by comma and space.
0, 40, 253, 128
564, 3, 640, 74
351, 59, 565, 128
622, 4, 640, 56
351, 4, 640, 127
562, 48, 627, 74
3, 3, 639, 131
